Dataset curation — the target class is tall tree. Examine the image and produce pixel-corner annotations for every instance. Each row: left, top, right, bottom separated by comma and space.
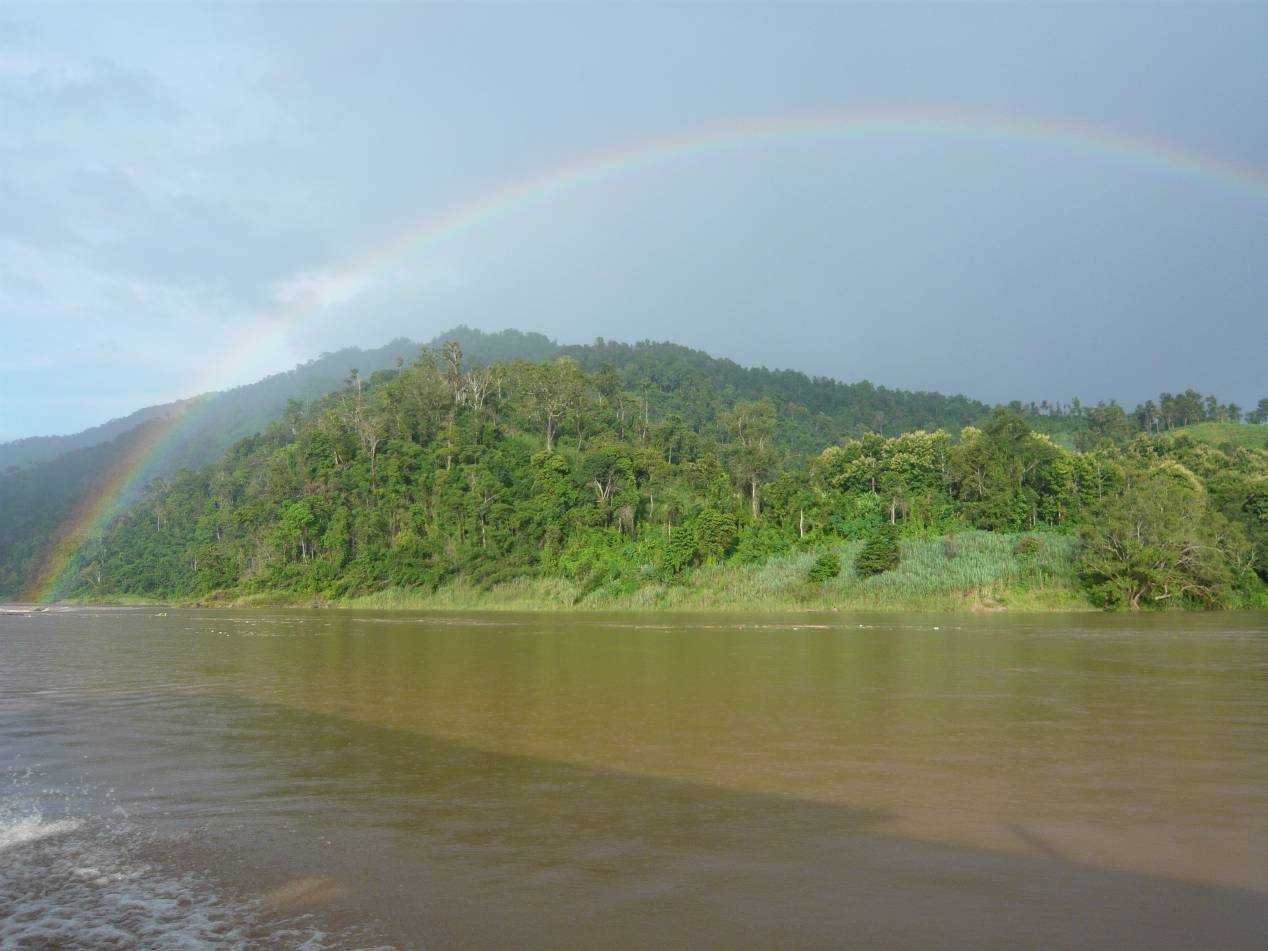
1078, 466, 1245, 609
722, 400, 776, 518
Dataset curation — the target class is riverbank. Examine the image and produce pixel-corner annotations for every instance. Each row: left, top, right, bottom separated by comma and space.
55, 532, 1097, 612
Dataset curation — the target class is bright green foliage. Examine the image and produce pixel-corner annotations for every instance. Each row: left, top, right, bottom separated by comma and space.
950, 411, 1063, 531
1077, 468, 1247, 609
1014, 535, 1044, 557
806, 552, 842, 584
660, 525, 698, 578
855, 525, 901, 578
8, 329, 1266, 607
1169, 421, 1268, 450
8, 335, 1263, 613
694, 510, 738, 563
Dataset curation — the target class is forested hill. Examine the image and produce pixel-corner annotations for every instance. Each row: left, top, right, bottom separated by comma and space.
0, 400, 194, 473
45, 342, 1268, 610
556, 338, 988, 455
0, 417, 173, 598
0, 338, 427, 474
0, 327, 986, 600
0, 328, 983, 477
4, 329, 1265, 606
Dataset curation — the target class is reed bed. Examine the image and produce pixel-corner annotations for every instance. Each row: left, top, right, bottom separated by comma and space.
341, 530, 1085, 612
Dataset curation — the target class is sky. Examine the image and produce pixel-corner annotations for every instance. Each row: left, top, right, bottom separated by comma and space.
2, 3, 1266, 441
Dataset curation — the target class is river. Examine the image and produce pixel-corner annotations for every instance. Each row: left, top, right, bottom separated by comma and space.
2, 608, 1266, 948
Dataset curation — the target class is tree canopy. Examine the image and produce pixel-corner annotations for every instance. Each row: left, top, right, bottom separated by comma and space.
23, 342, 1262, 612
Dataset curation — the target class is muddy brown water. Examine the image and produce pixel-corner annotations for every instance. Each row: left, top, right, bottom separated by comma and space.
2, 608, 1266, 948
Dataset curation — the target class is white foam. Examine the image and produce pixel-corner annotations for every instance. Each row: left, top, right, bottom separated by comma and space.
0, 814, 82, 851
0, 810, 251, 948
0, 796, 390, 950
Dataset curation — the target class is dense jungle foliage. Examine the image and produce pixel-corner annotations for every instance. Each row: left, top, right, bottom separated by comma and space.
0, 329, 989, 599
56, 342, 1268, 610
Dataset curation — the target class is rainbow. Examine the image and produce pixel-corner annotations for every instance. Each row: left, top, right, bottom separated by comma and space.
22, 109, 1268, 601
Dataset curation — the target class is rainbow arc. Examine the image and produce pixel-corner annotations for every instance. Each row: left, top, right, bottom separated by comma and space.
23, 110, 1268, 601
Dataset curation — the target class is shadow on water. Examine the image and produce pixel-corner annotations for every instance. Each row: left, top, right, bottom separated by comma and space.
114, 692, 1267, 951
4, 608, 1267, 949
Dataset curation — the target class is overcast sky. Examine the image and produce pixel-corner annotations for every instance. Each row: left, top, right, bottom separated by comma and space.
2, 3, 1266, 440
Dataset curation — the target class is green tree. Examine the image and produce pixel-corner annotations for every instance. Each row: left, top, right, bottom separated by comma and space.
1078, 467, 1244, 609
517, 358, 583, 452
722, 400, 776, 519
694, 510, 738, 562
806, 551, 842, 584
855, 524, 901, 578
951, 411, 1060, 530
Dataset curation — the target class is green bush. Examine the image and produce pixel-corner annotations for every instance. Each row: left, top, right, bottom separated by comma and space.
806, 551, 842, 584
694, 510, 738, 562
734, 525, 791, 564
1014, 535, 1044, 557
659, 525, 698, 578
855, 525, 901, 578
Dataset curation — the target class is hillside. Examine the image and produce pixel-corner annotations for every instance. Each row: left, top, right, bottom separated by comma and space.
1170, 422, 1268, 450
0, 401, 194, 473
558, 338, 988, 455
41, 346, 1268, 611
0, 338, 426, 474
0, 326, 969, 474
4, 330, 1264, 608
0, 329, 988, 600
0, 418, 172, 598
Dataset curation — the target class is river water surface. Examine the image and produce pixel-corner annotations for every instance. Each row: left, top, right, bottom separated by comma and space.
2, 608, 1266, 948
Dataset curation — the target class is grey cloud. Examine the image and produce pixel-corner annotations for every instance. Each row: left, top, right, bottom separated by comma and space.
3, 2, 1267, 439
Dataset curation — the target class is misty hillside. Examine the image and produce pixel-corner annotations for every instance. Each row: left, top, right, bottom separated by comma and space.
0, 338, 425, 474
0, 401, 195, 473
0, 418, 174, 598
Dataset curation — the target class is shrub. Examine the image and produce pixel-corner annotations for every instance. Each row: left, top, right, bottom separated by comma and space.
734, 525, 791, 564
694, 510, 739, 562
855, 525, 901, 578
1014, 535, 1044, 557
659, 525, 698, 578
806, 551, 842, 585
942, 531, 960, 560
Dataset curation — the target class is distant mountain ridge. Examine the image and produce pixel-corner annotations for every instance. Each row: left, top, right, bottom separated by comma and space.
0, 330, 563, 475
0, 400, 194, 473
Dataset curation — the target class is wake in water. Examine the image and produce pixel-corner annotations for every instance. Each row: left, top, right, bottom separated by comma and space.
0, 775, 392, 950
